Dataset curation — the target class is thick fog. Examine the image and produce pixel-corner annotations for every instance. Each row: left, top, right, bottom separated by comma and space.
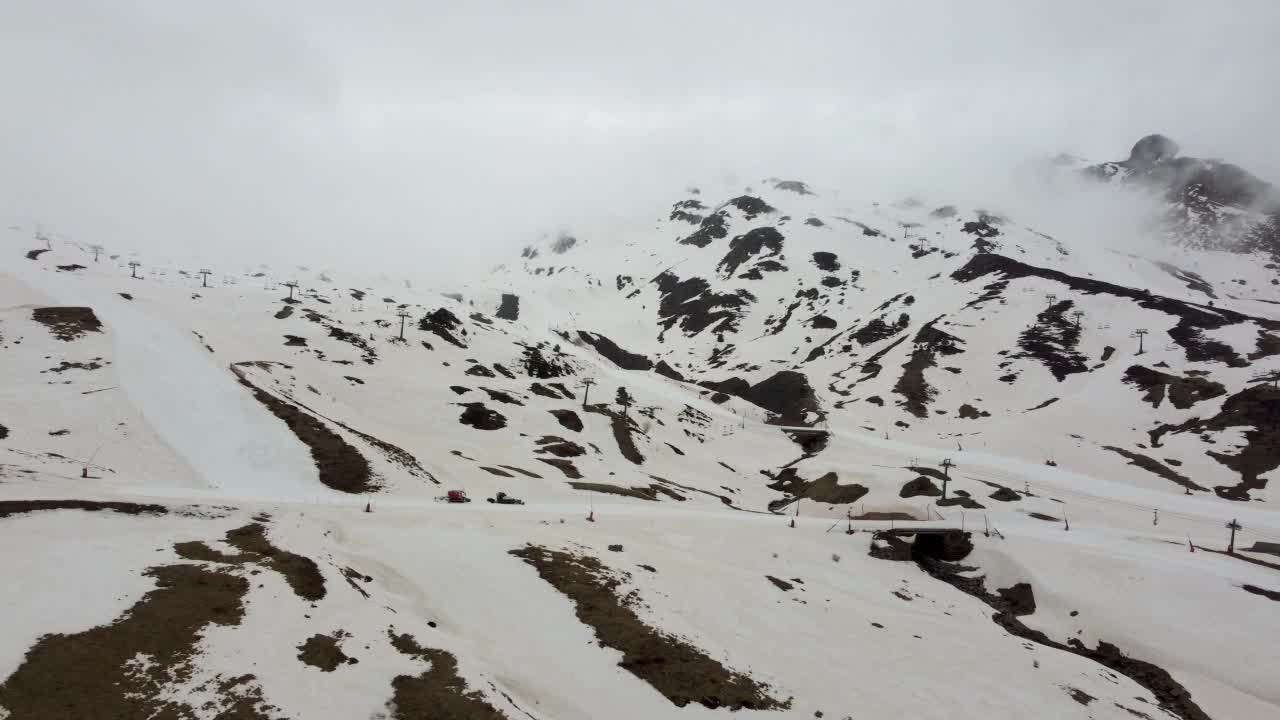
2, 1, 1277, 280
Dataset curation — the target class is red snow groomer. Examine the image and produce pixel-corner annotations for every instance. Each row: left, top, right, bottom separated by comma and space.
446, 490, 471, 503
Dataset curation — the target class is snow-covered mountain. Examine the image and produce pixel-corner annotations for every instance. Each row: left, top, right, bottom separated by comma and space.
1, 135, 1277, 720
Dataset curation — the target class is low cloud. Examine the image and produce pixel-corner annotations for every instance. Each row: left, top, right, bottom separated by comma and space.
1, 1, 1276, 280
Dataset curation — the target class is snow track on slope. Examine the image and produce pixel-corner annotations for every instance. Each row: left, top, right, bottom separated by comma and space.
15, 272, 323, 498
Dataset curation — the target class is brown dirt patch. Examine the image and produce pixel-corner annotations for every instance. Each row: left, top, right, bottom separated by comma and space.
231, 363, 375, 493
0, 563, 277, 719
767, 468, 868, 510
537, 458, 582, 479
510, 546, 787, 710
584, 405, 646, 464
568, 482, 683, 501
31, 307, 103, 341
387, 630, 509, 719
0, 499, 167, 519
766, 575, 793, 591
1103, 446, 1206, 492
480, 466, 514, 477
498, 465, 542, 479
298, 632, 355, 671
176, 523, 326, 602
535, 435, 586, 457
342, 566, 372, 598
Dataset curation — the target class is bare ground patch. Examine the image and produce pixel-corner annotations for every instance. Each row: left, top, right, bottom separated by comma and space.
0, 563, 276, 719
386, 630, 509, 719
31, 307, 103, 341
509, 545, 788, 710
175, 522, 326, 601
231, 363, 375, 494
1103, 446, 1206, 492
537, 457, 582, 478
298, 631, 356, 671
0, 499, 167, 519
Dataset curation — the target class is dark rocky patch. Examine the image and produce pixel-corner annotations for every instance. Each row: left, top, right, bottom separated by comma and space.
510, 546, 786, 710
766, 576, 794, 591
900, 476, 941, 498
767, 468, 868, 510
773, 180, 812, 195
529, 382, 563, 399
56, 264, 86, 272
480, 388, 523, 406
465, 364, 496, 378
954, 253, 1278, 366
1012, 300, 1088, 381
937, 496, 985, 509
232, 364, 374, 494
274, 305, 294, 319
1123, 365, 1226, 409
536, 436, 587, 457
283, 334, 307, 346
577, 331, 653, 371
809, 314, 836, 330
679, 211, 728, 247
717, 227, 784, 279
498, 465, 542, 479
495, 293, 520, 321
32, 307, 103, 341
957, 404, 990, 419
1249, 331, 1280, 361
669, 198, 706, 225
480, 466, 514, 478
805, 217, 824, 227
989, 487, 1021, 502
520, 343, 575, 379
1242, 584, 1280, 601
449, 385, 470, 395
44, 359, 104, 374
25, 248, 49, 260
458, 402, 507, 431
1103, 446, 1206, 491
569, 482, 665, 501
874, 529, 1212, 720
653, 272, 754, 338
551, 232, 577, 254
853, 313, 910, 346
418, 308, 468, 348
811, 251, 839, 272
548, 408, 583, 432
1025, 398, 1060, 412
654, 360, 685, 382
727, 195, 775, 219
1149, 384, 1280, 499
893, 318, 964, 418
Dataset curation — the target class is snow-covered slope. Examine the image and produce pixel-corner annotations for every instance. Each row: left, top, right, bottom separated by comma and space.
1, 135, 1278, 720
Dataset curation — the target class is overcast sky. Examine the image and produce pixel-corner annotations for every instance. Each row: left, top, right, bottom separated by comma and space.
2, 1, 1277, 279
